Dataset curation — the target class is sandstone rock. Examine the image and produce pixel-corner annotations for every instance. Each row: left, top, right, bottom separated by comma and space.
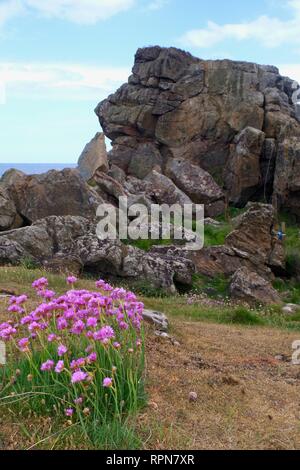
0, 169, 26, 186
4, 169, 102, 223
77, 132, 108, 181
229, 267, 281, 304
0, 187, 22, 231
165, 158, 224, 216
96, 46, 300, 218
282, 304, 300, 315
142, 309, 169, 331
225, 203, 285, 272
225, 127, 265, 205
144, 170, 192, 207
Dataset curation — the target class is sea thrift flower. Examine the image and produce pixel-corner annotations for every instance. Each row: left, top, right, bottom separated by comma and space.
86, 317, 97, 328
18, 337, 29, 352
67, 276, 77, 285
103, 377, 113, 388
93, 326, 115, 342
55, 360, 64, 373
8, 304, 24, 314
71, 320, 85, 335
87, 352, 97, 364
113, 342, 121, 349
74, 397, 83, 405
47, 333, 57, 342
71, 370, 88, 384
65, 408, 74, 417
57, 344, 68, 357
40, 360, 55, 371
38, 289, 56, 300
57, 317, 68, 330
32, 277, 48, 290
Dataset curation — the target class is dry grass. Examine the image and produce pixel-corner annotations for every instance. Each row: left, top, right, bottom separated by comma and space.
139, 320, 300, 450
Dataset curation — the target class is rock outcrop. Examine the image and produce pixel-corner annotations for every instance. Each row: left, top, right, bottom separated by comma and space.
1, 168, 102, 225
0, 215, 195, 294
229, 267, 281, 305
96, 46, 300, 218
77, 132, 108, 181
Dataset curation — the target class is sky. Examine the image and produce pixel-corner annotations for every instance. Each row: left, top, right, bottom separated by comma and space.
0, 0, 300, 163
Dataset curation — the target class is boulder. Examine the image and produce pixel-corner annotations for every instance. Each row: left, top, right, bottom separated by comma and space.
229, 267, 281, 305
165, 158, 225, 217
225, 203, 285, 272
77, 132, 108, 181
144, 170, 192, 207
0, 187, 23, 231
3, 169, 102, 223
142, 309, 169, 331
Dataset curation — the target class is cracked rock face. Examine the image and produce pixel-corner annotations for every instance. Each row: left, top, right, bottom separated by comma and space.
96, 46, 300, 218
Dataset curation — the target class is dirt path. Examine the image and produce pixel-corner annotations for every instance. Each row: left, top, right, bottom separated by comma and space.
141, 320, 300, 450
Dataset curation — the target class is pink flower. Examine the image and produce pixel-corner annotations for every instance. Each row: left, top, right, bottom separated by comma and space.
93, 326, 115, 342
103, 377, 113, 388
41, 360, 55, 371
74, 397, 83, 405
113, 342, 121, 349
32, 277, 48, 290
87, 352, 97, 364
71, 370, 88, 384
18, 337, 29, 351
57, 317, 68, 330
57, 344, 68, 357
67, 276, 77, 285
47, 333, 57, 342
71, 320, 85, 335
65, 408, 74, 417
8, 304, 24, 314
55, 360, 64, 373
38, 289, 55, 300
86, 317, 97, 328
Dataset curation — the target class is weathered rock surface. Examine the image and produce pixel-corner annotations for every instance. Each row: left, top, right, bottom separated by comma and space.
142, 309, 169, 331
96, 46, 300, 217
229, 267, 281, 305
144, 170, 192, 207
77, 132, 108, 181
225, 203, 285, 272
165, 159, 224, 217
0, 215, 195, 294
0, 187, 22, 231
225, 127, 265, 205
2, 169, 102, 224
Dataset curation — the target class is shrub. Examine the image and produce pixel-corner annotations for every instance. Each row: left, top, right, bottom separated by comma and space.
0, 276, 145, 447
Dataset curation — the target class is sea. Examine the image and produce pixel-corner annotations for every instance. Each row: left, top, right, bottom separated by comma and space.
0, 163, 76, 177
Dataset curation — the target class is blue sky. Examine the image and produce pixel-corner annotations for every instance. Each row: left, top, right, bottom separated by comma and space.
0, 0, 300, 163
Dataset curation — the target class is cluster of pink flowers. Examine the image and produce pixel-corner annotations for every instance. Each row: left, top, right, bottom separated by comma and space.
1, 275, 144, 419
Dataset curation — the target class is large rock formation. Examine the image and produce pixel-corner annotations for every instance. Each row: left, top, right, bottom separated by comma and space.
96, 46, 300, 218
77, 132, 108, 181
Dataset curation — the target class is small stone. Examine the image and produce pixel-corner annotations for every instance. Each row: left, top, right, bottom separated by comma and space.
189, 392, 198, 402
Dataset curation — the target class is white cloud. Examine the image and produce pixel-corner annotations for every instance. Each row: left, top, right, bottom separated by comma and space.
279, 64, 300, 84
0, 0, 135, 26
0, 0, 23, 27
147, 0, 169, 11
180, 0, 300, 49
0, 62, 130, 101
24, 0, 135, 24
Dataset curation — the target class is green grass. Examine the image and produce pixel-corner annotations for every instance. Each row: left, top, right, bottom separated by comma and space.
142, 296, 300, 331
